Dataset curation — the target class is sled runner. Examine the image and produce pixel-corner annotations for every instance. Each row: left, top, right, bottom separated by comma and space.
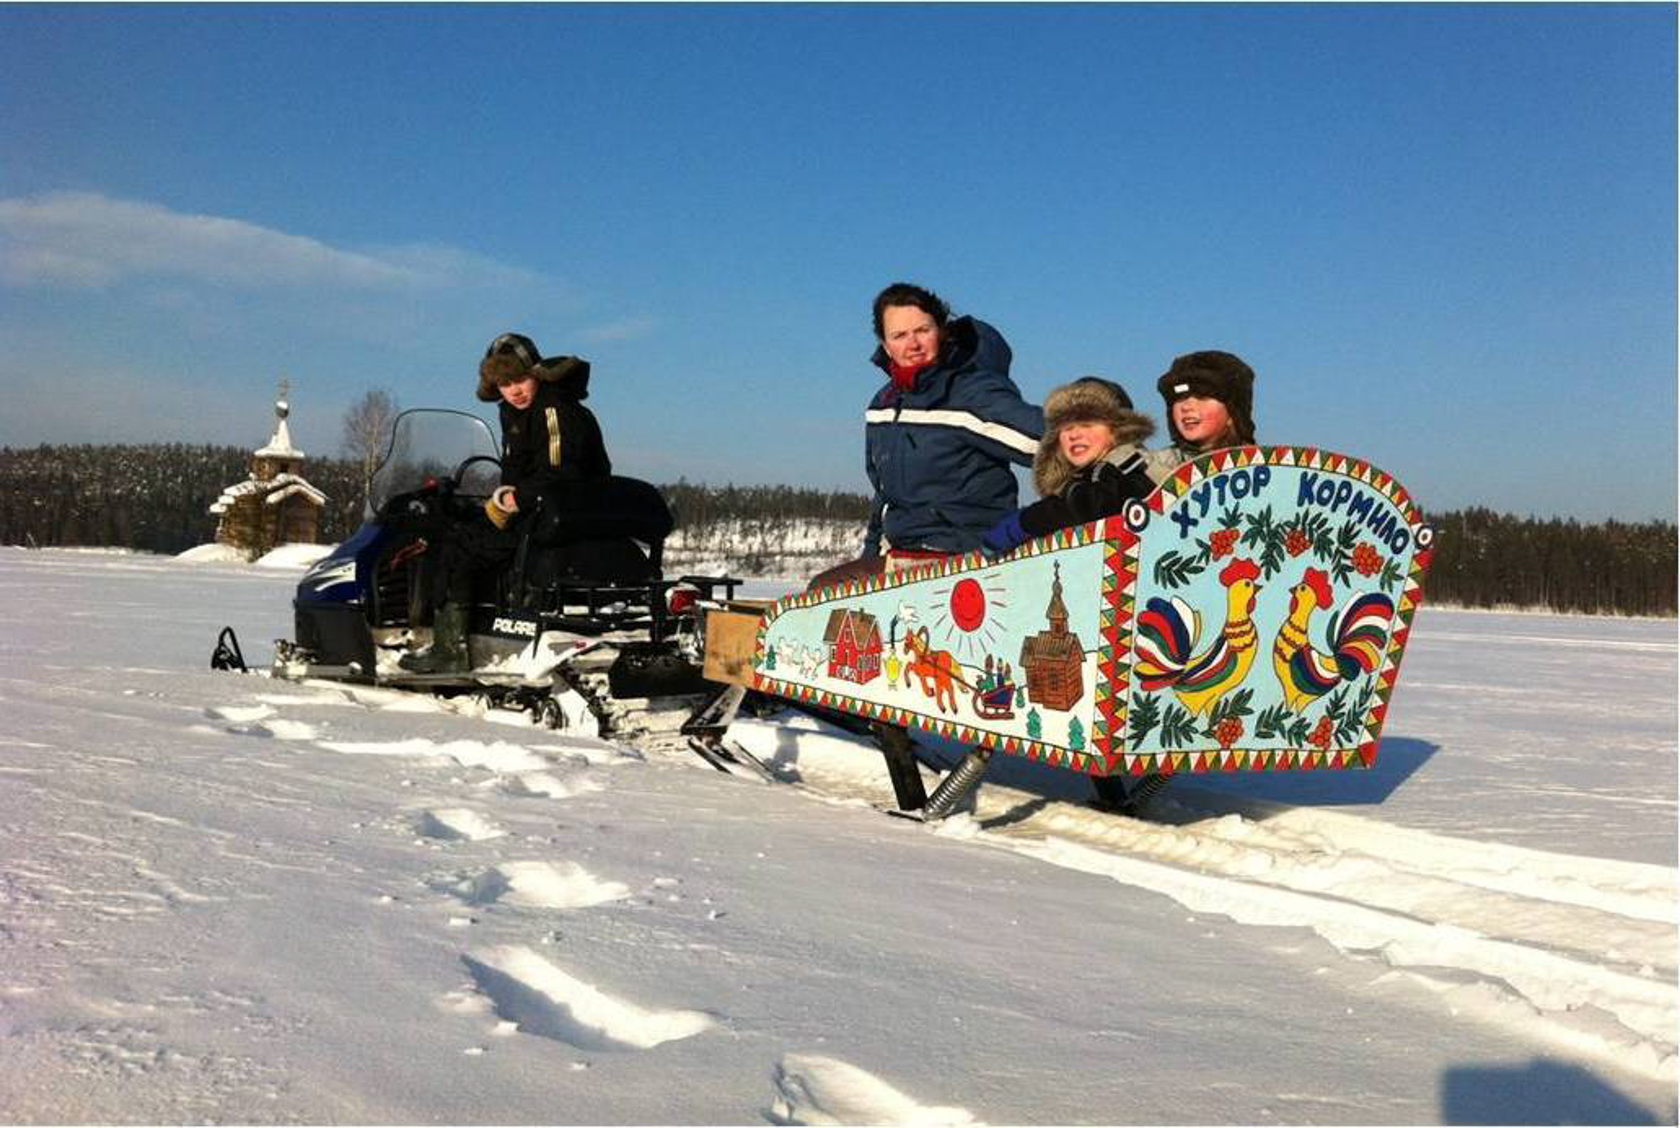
702, 445, 1435, 813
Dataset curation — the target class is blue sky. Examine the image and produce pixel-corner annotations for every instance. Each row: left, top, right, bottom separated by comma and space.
2, 4, 1674, 521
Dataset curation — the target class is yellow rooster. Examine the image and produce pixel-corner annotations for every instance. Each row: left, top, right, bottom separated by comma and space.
1135, 557, 1263, 716
1271, 567, 1394, 712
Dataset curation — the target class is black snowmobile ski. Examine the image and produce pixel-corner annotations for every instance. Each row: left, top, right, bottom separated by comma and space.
680, 684, 778, 781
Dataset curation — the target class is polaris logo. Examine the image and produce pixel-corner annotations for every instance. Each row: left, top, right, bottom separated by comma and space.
305, 559, 356, 586
491, 616, 539, 638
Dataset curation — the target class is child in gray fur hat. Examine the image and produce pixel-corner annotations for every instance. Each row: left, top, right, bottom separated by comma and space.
980, 376, 1173, 557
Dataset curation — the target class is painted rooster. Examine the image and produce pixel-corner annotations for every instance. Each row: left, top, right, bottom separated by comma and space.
1271, 567, 1394, 712
1135, 557, 1263, 717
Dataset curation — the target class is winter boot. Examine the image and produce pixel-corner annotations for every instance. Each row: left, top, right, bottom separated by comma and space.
399, 603, 471, 674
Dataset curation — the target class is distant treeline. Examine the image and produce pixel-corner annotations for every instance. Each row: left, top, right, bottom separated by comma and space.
1422, 507, 1675, 617
0, 445, 876, 558
660, 479, 872, 527
1, 444, 1673, 616
0, 443, 368, 554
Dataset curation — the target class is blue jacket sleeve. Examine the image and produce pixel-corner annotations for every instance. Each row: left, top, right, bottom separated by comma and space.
981, 509, 1029, 557
863, 440, 884, 557
949, 370, 1043, 468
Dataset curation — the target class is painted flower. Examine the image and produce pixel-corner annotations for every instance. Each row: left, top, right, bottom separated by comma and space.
1352, 542, 1382, 577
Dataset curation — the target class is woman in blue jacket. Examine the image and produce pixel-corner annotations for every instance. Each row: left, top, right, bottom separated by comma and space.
809, 283, 1043, 590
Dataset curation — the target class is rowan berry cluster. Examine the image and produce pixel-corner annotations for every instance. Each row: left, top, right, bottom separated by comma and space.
1352, 542, 1383, 577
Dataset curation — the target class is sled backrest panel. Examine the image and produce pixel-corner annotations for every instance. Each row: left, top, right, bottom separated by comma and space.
751, 447, 1434, 777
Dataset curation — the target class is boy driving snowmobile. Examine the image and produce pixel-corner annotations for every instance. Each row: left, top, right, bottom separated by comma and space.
401, 332, 654, 674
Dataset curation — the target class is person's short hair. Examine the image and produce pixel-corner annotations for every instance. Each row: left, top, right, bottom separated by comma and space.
872, 282, 951, 340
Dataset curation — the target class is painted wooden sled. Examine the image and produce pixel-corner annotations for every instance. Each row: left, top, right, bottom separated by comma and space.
703, 446, 1436, 812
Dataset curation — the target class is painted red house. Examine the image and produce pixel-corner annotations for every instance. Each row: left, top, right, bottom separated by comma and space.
823, 609, 882, 685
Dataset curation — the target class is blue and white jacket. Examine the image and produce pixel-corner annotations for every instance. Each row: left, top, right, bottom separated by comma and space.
863, 317, 1044, 555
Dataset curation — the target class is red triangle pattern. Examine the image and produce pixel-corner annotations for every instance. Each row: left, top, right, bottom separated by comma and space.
1094, 531, 1133, 755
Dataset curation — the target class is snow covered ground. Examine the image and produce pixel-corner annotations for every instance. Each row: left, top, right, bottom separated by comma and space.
0, 546, 1674, 1124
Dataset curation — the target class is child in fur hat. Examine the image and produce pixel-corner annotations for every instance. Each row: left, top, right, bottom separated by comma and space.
1154, 349, 1257, 466
980, 377, 1171, 557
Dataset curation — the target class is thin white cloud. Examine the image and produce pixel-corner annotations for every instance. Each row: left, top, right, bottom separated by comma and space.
579, 315, 658, 343
371, 242, 549, 292
0, 191, 539, 293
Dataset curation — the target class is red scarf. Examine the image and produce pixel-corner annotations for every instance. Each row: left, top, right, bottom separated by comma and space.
889, 362, 929, 392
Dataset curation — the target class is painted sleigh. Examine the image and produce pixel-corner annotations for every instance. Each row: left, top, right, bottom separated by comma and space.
702, 446, 1435, 816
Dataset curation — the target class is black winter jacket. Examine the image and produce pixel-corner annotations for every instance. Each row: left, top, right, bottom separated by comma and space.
497, 363, 612, 519
1017, 444, 1163, 539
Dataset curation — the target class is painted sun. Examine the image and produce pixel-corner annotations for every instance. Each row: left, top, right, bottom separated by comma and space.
950, 578, 986, 631
928, 573, 1010, 659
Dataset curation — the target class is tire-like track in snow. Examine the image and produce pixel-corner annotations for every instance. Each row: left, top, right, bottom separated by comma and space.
604, 703, 1678, 1086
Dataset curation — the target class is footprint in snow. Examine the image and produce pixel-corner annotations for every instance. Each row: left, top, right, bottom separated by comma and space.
461, 944, 713, 1052
436, 861, 630, 909
206, 703, 319, 742
207, 704, 275, 724
414, 808, 506, 842
491, 771, 605, 800
534, 742, 644, 767
253, 718, 319, 740
767, 1053, 980, 1126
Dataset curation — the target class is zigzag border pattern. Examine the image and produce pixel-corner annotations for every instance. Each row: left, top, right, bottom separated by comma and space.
749, 674, 1088, 769
1149, 446, 1424, 528
1091, 516, 1139, 774
765, 523, 1110, 617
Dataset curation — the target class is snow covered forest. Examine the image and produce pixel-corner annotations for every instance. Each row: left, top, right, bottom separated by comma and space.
0, 443, 1674, 615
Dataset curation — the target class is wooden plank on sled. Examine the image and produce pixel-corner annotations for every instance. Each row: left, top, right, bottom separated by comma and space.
702, 605, 767, 686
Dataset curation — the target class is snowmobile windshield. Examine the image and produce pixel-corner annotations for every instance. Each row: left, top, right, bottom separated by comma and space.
369, 409, 502, 513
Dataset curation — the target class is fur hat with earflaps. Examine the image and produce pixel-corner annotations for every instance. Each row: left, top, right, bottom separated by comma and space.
1156, 350, 1256, 446
477, 332, 592, 402
1033, 377, 1157, 497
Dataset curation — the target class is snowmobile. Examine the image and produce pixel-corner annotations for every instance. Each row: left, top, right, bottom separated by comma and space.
266, 408, 754, 755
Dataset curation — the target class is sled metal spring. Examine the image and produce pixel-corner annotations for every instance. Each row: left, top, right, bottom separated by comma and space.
1125, 772, 1173, 811
922, 746, 993, 821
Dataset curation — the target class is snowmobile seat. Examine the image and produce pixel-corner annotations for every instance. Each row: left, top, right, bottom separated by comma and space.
512, 476, 675, 592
